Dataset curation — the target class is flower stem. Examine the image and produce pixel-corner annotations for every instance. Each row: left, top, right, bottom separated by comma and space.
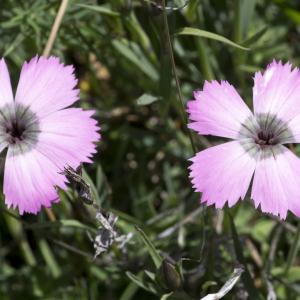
161, 0, 196, 154
43, 0, 69, 57
285, 221, 300, 275
45, 207, 57, 222
42, 0, 70, 221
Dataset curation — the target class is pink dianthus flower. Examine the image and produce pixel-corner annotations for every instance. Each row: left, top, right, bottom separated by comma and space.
0, 56, 100, 214
187, 60, 300, 219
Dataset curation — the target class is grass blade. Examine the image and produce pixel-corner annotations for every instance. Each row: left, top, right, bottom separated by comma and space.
135, 226, 162, 269
77, 4, 120, 17
176, 27, 250, 50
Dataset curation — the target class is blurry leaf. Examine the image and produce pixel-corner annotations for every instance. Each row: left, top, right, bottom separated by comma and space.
273, 266, 300, 283
60, 219, 97, 231
284, 8, 300, 24
239, 0, 257, 39
96, 164, 110, 204
38, 239, 61, 278
25, 219, 96, 232
111, 208, 143, 226
144, 270, 156, 282
3, 33, 25, 57
77, 4, 120, 17
119, 280, 140, 300
90, 266, 107, 281
112, 39, 159, 81
135, 226, 163, 269
82, 167, 101, 204
202, 281, 218, 291
252, 220, 274, 243
4, 212, 37, 267
137, 93, 160, 106
161, 292, 173, 300
126, 271, 156, 293
284, 222, 300, 275
228, 212, 262, 299
241, 26, 268, 46
200, 268, 244, 300
185, 0, 200, 21
176, 27, 250, 50
238, 64, 261, 73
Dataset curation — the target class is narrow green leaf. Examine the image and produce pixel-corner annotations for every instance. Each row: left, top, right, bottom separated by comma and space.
77, 4, 120, 17
161, 292, 173, 300
4, 212, 36, 266
24, 219, 96, 232
38, 239, 61, 278
126, 271, 153, 293
241, 26, 268, 47
176, 27, 250, 50
3, 33, 25, 57
82, 167, 101, 204
111, 208, 143, 226
144, 270, 156, 282
284, 8, 300, 24
112, 39, 159, 81
228, 212, 262, 299
137, 94, 159, 106
119, 280, 140, 300
285, 222, 300, 275
135, 226, 163, 269
239, 0, 257, 39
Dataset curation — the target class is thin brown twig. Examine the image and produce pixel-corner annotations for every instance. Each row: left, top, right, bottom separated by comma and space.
43, 0, 69, 57
43, 0, 69, 220
246, 238, 263, 268
45, 207, 57, 221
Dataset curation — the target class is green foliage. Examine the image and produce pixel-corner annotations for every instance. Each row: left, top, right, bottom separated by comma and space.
1, 0, 300, 299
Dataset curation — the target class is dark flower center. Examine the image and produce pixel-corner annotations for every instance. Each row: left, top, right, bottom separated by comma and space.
238, 113, 294, 159
5, 120, 26, 144
0, 104, 40, 154
255, 130, 277, 146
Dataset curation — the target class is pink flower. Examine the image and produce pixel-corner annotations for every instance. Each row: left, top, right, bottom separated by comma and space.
187, 60, 300, 219
0, 56, 100, 214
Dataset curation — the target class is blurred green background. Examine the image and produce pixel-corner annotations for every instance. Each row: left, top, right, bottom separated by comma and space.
1, 0, 300, 299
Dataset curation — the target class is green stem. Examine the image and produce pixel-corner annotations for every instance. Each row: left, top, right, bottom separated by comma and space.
38, 239, 62, 278
161, 0, 196, 154
195, 6, 214, 80
4, 211, 36, 266
233, 0, 246, 89
285, 221, 300, 275
195, 38, 214, 81
233, 0, 242, 43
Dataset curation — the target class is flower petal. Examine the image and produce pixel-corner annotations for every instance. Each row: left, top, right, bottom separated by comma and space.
251, 147, 300, 219
253, 60, 300, 121
187, 81, 253, 139
189, 141, 256, 208
15, 56, 79, 118
36, 108, 100, 169
4, 147, 67, 214
0, 58, 13, 105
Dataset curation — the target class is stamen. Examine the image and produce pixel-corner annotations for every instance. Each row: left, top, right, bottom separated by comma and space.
0, 104, 40, 154
238, 113, 293, 159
